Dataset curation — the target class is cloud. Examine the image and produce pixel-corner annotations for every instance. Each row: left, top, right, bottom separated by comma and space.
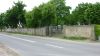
0, 0, 49, 13
66, 0, 100, 10
0, 0, 100, 13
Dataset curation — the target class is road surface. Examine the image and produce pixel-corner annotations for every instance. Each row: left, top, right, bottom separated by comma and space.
0, 33, 100, 56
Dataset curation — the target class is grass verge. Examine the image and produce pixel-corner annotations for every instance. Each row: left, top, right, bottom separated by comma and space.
63, 36, 87, 40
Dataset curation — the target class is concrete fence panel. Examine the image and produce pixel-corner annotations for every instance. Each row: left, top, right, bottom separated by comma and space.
63, 25, 95, 40
5, 27, 47, 36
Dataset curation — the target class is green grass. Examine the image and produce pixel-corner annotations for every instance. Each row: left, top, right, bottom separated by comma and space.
63, 36, 87, 40
95, 25, 100, 39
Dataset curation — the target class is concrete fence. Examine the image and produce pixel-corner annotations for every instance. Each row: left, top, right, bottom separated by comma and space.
63, 25, 95, 40
1, 25, 96, 40
5, 27, 47, 36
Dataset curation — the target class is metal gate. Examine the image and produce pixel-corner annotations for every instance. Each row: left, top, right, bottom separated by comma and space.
47, 25, 63, 36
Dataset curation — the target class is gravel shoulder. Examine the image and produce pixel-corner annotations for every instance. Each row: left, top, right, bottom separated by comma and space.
0, 43, 20, 56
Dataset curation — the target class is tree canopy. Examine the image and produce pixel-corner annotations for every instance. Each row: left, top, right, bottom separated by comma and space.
3, 1, 26, 28
25, 0, 71, 28
0, 0, 100, 29
70, 3, 100, 25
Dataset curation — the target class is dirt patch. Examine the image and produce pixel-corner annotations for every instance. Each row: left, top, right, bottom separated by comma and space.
0, 43, 20, 56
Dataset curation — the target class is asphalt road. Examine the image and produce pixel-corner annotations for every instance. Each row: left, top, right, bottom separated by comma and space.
0, 33, 100, 56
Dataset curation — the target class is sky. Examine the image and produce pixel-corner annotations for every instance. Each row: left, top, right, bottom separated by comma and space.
0, 0, 100, 13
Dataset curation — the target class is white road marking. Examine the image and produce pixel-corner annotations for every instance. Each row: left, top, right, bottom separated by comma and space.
46, 44, 64, 49
7, 46, 21, 55
0, 34, 64, 49
0, 34, 36, 43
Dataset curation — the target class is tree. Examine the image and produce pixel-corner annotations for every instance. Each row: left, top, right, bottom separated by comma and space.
41, 3, 55, 26
25, 0, 70, 28
84, 2, 100, 24
32, 7, 42, 28
71, 3, 93, 25
50, 0, 71, 25
5, 1, 26, 28
0, 13, 4, 30
14, 1, 26, 27
25, 11, 33, 28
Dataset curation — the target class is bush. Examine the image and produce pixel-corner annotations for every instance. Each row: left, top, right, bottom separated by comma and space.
95, 25, 100, 39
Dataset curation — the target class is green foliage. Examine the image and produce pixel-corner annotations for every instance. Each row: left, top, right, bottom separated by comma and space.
50, 0, 71, 25
70, 3, 100, 25
25, 11, 33, 28
0, 13, 7, 29
70, 3, 92, 25
5, 1, 26, 28
0, 13, 4, 29
95, 25, 100, 38
25, 0, 70, 28
84, 3, 100, 24
1, 0, 100, 29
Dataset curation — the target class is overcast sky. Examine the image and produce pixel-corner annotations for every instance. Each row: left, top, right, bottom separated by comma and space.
0, 0, 100, 13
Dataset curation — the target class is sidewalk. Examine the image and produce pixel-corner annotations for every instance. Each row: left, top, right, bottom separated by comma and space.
0, 43, 19, 56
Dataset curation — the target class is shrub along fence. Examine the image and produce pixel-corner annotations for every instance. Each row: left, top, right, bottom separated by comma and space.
95, 25, 100, 40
